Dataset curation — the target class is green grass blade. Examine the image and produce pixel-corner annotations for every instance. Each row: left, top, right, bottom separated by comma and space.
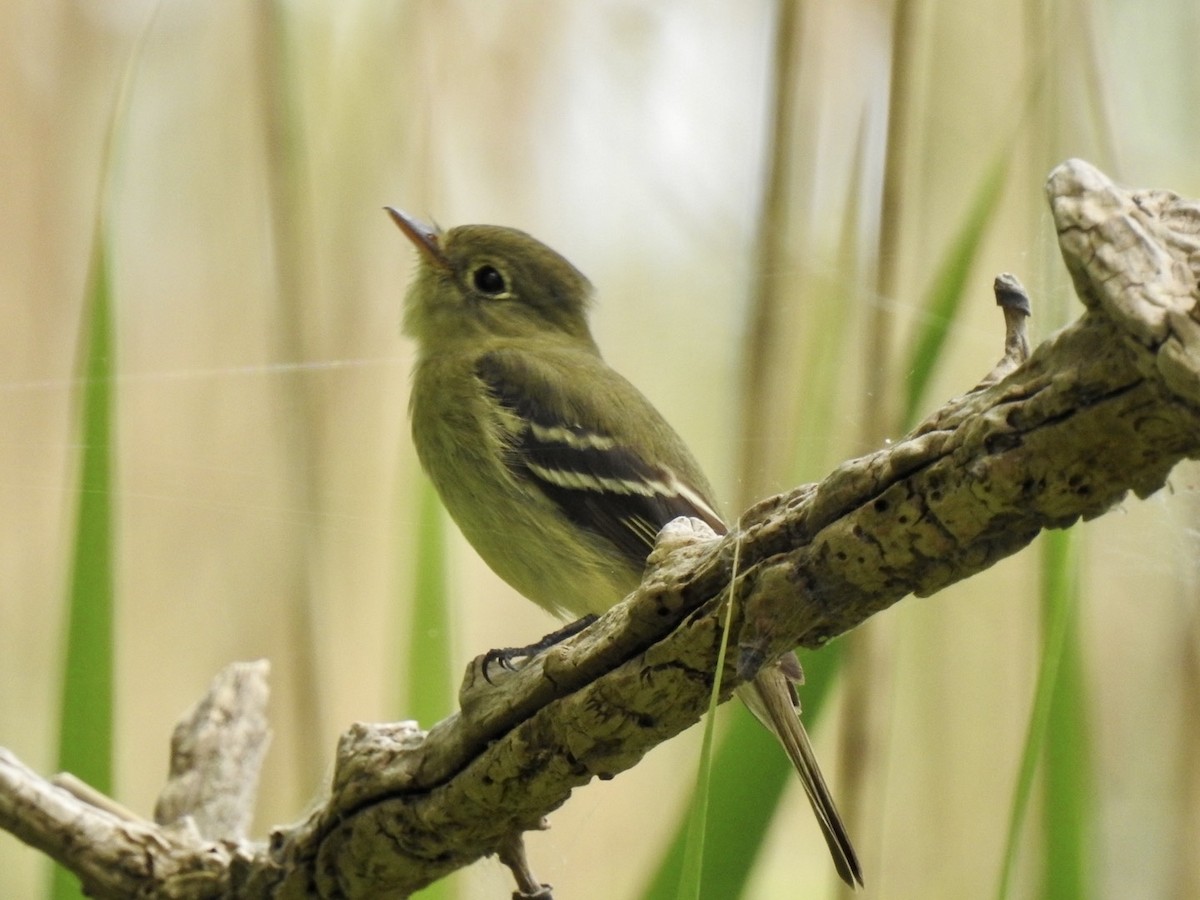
49, 5, 162, 895
1040, 530, 1090, 899
405, 478, 454, 726
405, 478, 457, 900
641, 645, 843, 900
994, 529, 1084, 900
899, 152, 1012, 430
673, 543, 740, 900
57, 248, 116, 771
671, 682, 722, 899
51, 230, 117, 900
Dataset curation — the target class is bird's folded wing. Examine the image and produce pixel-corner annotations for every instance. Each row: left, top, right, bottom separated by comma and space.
475, 349, 725, 567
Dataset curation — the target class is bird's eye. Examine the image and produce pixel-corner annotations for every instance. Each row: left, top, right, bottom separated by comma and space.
472, 265, 508, 296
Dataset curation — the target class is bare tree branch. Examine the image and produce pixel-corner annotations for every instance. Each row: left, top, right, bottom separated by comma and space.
3, 159, 1200, 898
149, 660, 272, 842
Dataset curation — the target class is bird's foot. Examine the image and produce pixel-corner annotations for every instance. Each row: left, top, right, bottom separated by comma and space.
481, 614, 598, 684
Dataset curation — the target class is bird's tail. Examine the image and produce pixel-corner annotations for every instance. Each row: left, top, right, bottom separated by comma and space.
738, 665, 863, 889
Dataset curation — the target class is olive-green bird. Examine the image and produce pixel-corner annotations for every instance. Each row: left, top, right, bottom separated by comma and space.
388, 208, 862, 889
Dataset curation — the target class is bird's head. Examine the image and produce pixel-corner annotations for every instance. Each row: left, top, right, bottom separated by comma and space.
387, 208, 597, 352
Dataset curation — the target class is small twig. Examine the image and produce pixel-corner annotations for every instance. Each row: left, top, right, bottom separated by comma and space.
498, 827, 553, 900
975, 272, 1033, 389
51, 773, 146, 825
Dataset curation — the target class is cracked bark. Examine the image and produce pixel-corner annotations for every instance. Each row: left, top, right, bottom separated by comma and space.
3, 159, 1200, 898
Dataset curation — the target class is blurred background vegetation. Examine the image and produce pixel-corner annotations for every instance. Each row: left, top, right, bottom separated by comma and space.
3, 1, 1199, 898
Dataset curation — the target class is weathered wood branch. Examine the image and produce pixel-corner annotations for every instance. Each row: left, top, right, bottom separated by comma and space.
3, 159, 1200, 898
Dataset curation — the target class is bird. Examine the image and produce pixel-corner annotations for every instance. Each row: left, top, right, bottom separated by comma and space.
387, 207, 862, 888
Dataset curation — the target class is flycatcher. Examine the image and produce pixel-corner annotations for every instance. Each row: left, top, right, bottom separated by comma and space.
389, 209, 861, 888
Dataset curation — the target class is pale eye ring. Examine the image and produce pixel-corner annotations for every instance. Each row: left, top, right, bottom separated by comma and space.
472, 265, 507, 296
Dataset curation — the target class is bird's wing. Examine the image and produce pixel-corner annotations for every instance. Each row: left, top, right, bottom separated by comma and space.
475, 349, 725, 568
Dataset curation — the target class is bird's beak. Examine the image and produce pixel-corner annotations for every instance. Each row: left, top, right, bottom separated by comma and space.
385, 207, 451, 271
